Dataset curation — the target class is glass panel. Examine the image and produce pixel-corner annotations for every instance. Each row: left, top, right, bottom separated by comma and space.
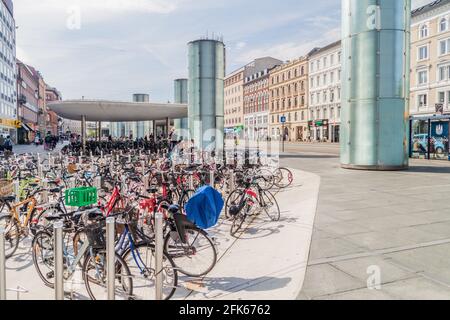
430, 121, 449, 160
411, 120, 429, 159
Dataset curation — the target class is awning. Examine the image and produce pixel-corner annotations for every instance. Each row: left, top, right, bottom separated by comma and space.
21, 123, 34, 132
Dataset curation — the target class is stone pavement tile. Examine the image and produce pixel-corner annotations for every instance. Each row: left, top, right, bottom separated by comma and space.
343, 231, 412, 251
352, 214, 431, 232
317, 221, 372, 237
380, 277, 450, 300
410, 211, 450, 224
388, 226, 450, 244
308, 237, 365, 261
301, 264, 365, 298
315, 287, 397, 300
330, 256, 417, 285
311, 229, 337, 241
387, 202, 440, 215
386, 243, 450, 283
411, 221, 450, 239
313, 213, 342, 226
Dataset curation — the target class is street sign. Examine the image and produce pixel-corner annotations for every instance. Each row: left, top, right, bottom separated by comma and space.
280, 116, 286, 123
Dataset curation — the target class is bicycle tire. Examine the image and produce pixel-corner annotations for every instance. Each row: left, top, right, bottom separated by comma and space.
164, 226, 217, 277
32, 230, 55, 288
83, 250, 133, 300
0, 214, 20, 259
260, 190, 281, 221
122, 242, 178, 300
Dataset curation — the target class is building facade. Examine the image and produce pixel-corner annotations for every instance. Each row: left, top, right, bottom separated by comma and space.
0, 0, 16, 141
45, 85, 62, 135
308, 41, 342, 143
410, 0, 450, 116
17, 60, 38, 143
269, 57, 309, 142
224, 67, 244, 138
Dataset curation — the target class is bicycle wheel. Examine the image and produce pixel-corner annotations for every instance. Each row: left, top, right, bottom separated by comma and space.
260, 190, 280, 221
0, 214, 20, 259
255, 167, 275, 190
32, 231, 55, 288
164, 226, 217, 277
273, 167, 294, 188
122, 243, 178, 300
83, 250, 133, 300
224, 189, 244, 219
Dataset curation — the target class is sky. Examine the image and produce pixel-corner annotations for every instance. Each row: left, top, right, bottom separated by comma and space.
13, 0, 430, 103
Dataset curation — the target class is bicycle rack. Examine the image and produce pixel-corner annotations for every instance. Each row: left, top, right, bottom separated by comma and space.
54, 221, 64, 300
154, 212, 164, 300
106, 217, 115, 300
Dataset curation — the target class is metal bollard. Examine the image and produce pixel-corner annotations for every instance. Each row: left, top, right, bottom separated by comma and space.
141, 161, 146, 175
38, 164, 43, 179
94, 176, 102, 189
106, 217, 115, 300
101, 150, 104, 159
143, 175, 149, 192
13, 181, 19, 203
54, 221, 64, 300
154, 212, 163, 300
0, 228, 6, 300
42, 180, 49, 204
230, 170, 235, 192
209, 170, 215, 188
189, 174, 194, 190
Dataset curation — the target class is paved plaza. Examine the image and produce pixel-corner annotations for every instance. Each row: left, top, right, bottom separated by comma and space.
279, 144, 450, 300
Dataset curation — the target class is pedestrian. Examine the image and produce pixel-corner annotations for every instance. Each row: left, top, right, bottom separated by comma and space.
0, 134, 4, 152
3, 135, 13, 152
169, 128, 178, 152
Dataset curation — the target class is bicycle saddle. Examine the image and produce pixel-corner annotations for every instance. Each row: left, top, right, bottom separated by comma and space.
168, 204, 180, 214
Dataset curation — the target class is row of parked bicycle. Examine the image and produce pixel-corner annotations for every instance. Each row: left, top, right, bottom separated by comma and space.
0, 150, 293, 300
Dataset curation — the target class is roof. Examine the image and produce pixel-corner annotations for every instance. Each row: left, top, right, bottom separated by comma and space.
412, 0, 450, 17
308, 40, 341, 58
48, 100, 188, 122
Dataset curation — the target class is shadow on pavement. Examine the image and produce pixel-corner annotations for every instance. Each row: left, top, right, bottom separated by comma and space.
200, 276, 292, 293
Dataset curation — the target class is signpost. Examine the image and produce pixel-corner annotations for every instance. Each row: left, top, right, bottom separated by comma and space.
280, 116, 286, 153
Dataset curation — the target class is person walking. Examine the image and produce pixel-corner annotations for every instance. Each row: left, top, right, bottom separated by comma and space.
0, 134, 4, 152
3, 135, 13, 152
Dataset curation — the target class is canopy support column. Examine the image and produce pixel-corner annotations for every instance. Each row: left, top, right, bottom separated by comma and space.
98, 121, 102, 141
165, 117, 170, 138
81, 115, 86, 151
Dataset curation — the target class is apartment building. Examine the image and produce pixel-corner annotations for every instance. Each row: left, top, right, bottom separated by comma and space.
0, 0, 16, 141
410, 0, 450, 116
308, 40, 342, 143
243, 57, 282, 140
269, 56, 309, 141
224, 67, 244, 138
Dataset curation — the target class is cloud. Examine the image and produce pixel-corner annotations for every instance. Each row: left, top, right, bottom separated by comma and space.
234, 27, 341, 64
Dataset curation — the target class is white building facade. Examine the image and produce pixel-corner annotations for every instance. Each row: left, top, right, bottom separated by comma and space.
0, 0, 16, 141
308, 41, 342, 143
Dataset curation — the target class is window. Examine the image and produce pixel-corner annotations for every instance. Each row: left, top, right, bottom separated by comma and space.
439, 91, 445, 103
420, 24, 428, 38
418, 45, 428, 60
439, 38, 450, 55
447, 91, 450, 106
418, 94, 427, 108
440, 18, 448, 32
418, 70, 428, 85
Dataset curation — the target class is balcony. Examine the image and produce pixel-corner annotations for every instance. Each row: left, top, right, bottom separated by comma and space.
18, 94, 26, 104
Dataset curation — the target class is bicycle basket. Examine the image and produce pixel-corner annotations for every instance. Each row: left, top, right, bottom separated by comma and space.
0, 179, 13, 197
84, 221, 106, 249
65, 187, 98, 207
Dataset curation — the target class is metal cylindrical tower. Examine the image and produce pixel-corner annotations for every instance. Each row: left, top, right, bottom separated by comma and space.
133, 94, 150, 138
174, 79, 189, 132
340, 0, 411, 170
188, 39, 225, 151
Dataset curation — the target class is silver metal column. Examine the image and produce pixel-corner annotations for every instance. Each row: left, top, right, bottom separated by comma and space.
154, 212, 164, 300
0, 227, 6, 300
54, 221, 64, 300
81, 115, 86, 152
106, 217, 115, 300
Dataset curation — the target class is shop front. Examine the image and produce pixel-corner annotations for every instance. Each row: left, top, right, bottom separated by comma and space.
0, 119, 20, 143
410, 115, 450, 161
309, 119, 329, 142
